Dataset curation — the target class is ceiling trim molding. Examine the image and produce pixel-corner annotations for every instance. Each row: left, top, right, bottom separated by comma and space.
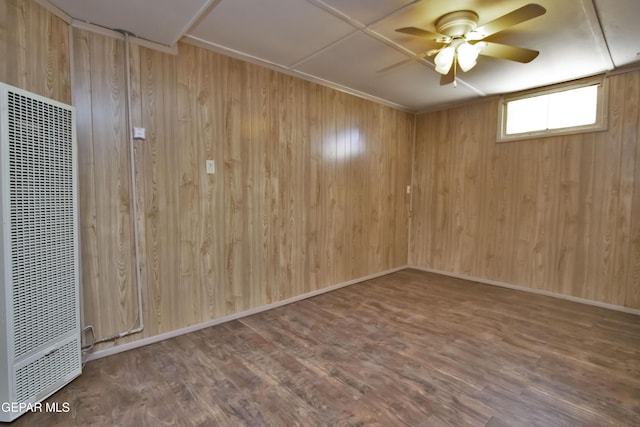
415, 94, 500, 115
287, 29, 360, 69
293, 69, 412, 112
171, 0, 222, 46
183, 35, 291, 70
34, 0, 72, 24
305, 0, 367, 30
605, 62, 640, 77
71, 20, 178, 55
581, 0, 615, 70
182, 35, 413, 113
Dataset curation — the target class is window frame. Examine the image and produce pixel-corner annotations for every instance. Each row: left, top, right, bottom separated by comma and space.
497, 76, 609, 142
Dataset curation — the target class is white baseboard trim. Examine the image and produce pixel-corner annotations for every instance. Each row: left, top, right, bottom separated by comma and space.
409, 265, 640, 316
85, 265, 408, 362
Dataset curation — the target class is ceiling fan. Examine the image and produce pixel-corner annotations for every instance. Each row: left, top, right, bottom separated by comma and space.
394, 3, 546, 86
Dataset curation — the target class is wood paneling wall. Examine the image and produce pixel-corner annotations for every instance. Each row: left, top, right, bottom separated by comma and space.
0, 0, 70, 103
72, 32, 414, 345
72, 29, 139, 339
410, 71, 640, 309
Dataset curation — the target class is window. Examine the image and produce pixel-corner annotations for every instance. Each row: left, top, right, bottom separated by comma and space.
498, 77, 608, 142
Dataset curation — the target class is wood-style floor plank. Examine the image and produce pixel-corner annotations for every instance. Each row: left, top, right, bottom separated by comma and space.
12, 269, 640, 426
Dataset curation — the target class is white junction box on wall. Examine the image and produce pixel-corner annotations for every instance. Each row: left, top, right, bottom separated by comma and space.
133, 127, 146, 139
0, 83, 82, 422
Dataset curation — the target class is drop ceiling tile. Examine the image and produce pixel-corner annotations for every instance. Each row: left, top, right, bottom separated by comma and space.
188, 0, 357, 68
594, 0, 640, 67
50, 0, 210, 45
318, 0, 418, 26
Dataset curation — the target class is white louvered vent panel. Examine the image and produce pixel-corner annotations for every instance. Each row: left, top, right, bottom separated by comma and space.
8, 92, 77, 358
0, 83, 81, 422
14, 339, 80, 403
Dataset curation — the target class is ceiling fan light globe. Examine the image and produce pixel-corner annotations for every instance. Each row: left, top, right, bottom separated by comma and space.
458, 58, 477, 72
457, 42, 480, 72
434, 47, 455, 74
435, 63, 452, 74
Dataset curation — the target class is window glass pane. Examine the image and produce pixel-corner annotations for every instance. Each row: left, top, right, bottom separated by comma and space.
500, 79, 606, 142
506, 95, 548, 134
547, 85, 598, 129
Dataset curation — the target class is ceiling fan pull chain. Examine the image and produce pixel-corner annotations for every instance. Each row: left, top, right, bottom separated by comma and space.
453, 55, 458, 88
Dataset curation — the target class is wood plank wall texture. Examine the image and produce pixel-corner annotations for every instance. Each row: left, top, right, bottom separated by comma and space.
0, 0, 70, 103
70, 30, 413, 343
411, 72, 640, 309
1, 0, 638, 352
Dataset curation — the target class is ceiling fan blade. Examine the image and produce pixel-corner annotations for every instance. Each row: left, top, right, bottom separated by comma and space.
471, 4, 546, 39
476, 42, 539, 63
396, 27, 450, 43
440, 67, 455, 86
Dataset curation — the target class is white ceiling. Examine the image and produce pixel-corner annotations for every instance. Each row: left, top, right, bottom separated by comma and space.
48, 0, 640, 112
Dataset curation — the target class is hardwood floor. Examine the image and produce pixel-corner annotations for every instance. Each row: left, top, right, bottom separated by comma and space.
12, 269, 640, 426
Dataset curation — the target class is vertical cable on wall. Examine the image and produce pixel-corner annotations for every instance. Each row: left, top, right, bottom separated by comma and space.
122, 31, 145, 339
407, 112, 417, 263
83, 31, 144, 351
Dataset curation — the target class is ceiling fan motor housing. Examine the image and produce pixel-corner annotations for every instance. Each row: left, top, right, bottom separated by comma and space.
436, 10, 479, 37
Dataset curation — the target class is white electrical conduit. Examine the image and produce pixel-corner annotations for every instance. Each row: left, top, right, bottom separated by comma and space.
83, 31, 144, 352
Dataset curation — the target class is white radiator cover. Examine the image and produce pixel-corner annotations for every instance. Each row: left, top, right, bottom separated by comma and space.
0, 83, 81, 422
